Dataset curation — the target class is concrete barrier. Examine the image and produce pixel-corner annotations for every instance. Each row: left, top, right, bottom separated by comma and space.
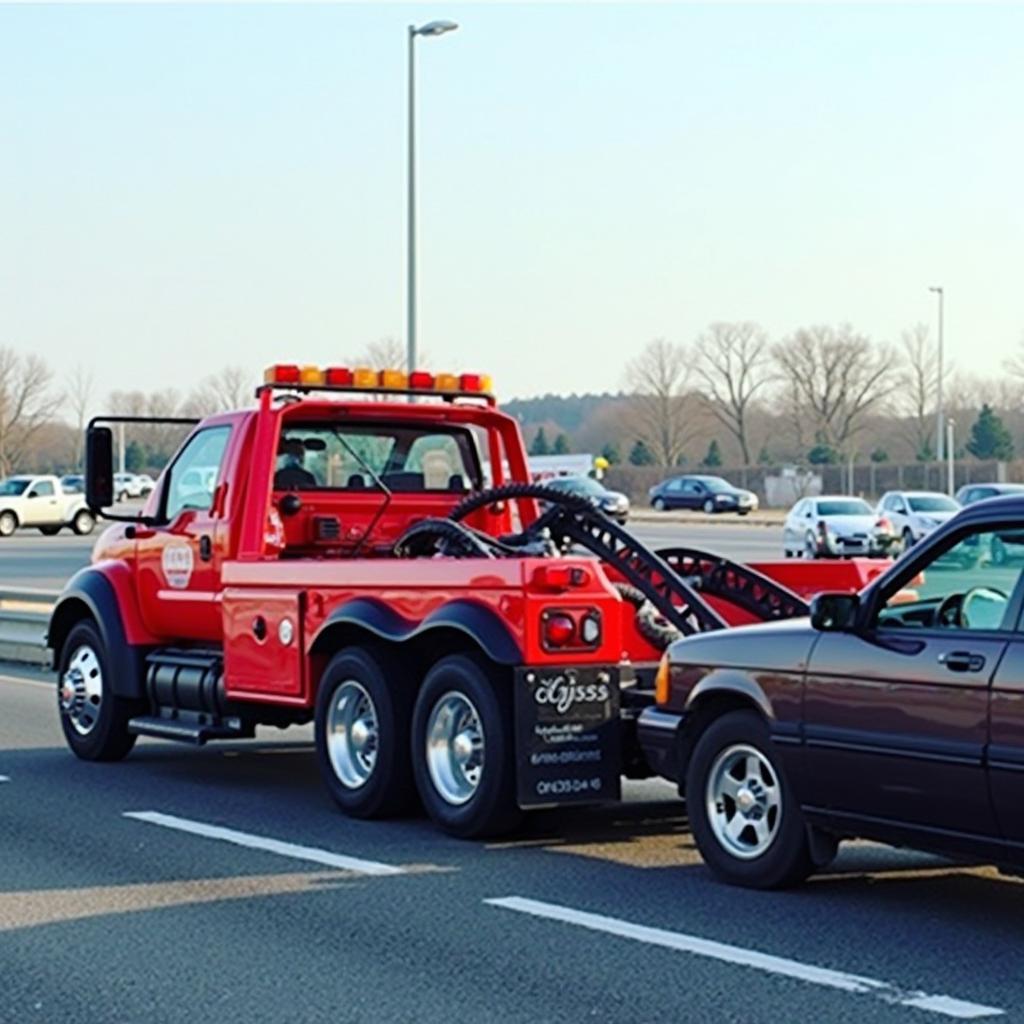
0, 588, 57, 666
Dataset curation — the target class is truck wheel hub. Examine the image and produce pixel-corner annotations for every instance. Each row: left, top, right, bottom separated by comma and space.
452, 730, 475, 765
60, 645, 103, 737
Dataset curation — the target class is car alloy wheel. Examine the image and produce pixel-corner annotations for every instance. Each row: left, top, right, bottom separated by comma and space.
652, 497, 666, 512
703, 498, 715, 514
0, 512, 16, 537
706, 743, 781, 859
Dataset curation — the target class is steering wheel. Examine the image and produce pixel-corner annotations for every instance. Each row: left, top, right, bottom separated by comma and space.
936, 587, 1008, 628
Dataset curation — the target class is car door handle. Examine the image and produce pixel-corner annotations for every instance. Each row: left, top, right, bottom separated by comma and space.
198, 535, 213, 562
938, 650, 986, 673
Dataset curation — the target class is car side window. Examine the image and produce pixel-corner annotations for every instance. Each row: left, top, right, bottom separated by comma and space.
29, 481, 54, 498
163, 427, 231, 521
682, 481, 701, 495
791, 500, 805, 517
876, 528, 1024, 632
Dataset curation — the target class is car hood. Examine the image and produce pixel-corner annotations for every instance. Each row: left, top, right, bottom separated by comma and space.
914, 510, 958, 525
668, 617, 819, 673
826, 515, 878, 536
600, 490, 629, 506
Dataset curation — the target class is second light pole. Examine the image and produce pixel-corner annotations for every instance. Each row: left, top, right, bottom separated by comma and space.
930, 285, 945, 462
407, 19, 458, 374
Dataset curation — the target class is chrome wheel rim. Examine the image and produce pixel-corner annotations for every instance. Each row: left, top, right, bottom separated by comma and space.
706, 743, 781, 860
426, 691, 484, 806
326, 680, 379, 789
0, 514, 15, 536
60, 644, 104, 736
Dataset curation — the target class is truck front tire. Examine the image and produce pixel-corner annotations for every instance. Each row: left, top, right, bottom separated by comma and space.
685, 710, 815, 889
72, 510, 95, 535
57, 620, 139, 761
411, 653, 521, 839
314, 646, 415, 819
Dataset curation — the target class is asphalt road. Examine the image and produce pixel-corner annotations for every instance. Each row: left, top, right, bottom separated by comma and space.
3, 662, 1022, 1024
0, 518, 784, 592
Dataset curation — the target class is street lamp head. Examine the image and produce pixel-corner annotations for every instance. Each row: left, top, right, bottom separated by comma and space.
413, 20, 459, 37
929, 285, 943, 294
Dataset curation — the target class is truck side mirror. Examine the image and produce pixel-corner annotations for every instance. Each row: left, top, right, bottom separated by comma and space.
810, 592, 860, 632
86, 425, 114, 511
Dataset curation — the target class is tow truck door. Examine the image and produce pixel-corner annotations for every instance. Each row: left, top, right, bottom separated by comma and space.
135, 426, 233, 641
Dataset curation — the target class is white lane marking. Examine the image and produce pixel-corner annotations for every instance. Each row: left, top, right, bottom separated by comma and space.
0, 776, 10, 783
123, 811, 405, 877
0, 674, 52, 690
486, 896, 1003, 1020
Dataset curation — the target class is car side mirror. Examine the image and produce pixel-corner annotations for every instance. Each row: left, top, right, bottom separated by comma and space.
810, 592, 860, 632
86, 425, 115, 510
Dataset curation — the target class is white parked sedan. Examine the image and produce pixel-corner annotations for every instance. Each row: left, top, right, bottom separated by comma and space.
876, 490, 960, 550
783, 495, 894, 559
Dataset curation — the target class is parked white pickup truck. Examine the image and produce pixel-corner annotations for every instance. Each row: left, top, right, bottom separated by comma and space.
0, 475, 95, 537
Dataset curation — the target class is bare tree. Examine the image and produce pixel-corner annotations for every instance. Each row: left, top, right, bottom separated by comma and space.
693, 322, 773, 464
355, 337, 410, 371
623, 338, 703, 466
184, 365, 252, 416
64, 364, 95, 470
891, 323, 940, 460
0, 347, 61, 476
773, 325, 899, 457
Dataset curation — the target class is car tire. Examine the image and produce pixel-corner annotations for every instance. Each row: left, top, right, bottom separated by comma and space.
314, 646, 415, 819
38, 525, 62, 536
57, 620, 140, 761
702, 498, 716, 514
804, 533, 818, 560
0, 511, 17, 537
902, 528, 915, 552
685, 710, 815, 889
412, 653, 522, 839
738, 510, 750, 517
72, 510, 95, 536
652, 497, 666, 512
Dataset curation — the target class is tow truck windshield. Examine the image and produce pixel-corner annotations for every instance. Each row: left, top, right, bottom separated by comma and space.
275, 422, 483, 493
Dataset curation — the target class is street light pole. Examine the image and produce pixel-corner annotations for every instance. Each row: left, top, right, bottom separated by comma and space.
407, 20, 458, 375
930, 285, 944, 463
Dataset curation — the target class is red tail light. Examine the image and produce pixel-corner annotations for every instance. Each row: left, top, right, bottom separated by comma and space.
542, 613, 576, 648
876, 517, 892, 533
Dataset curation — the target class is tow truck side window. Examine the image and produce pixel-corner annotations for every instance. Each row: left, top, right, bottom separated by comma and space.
274, 423, 482, 493
163, 426, 231, 521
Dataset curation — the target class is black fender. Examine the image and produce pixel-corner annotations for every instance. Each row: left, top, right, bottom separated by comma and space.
48, 568, 147, 699
310, 596, 522, 667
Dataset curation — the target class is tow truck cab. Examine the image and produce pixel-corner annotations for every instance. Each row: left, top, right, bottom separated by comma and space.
49, 365, 883, 838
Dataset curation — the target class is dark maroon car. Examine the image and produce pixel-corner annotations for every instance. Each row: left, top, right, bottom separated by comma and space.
638, 495, 1024, 888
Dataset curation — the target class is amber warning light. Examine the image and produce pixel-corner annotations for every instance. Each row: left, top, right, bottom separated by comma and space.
262, 364, 493, 398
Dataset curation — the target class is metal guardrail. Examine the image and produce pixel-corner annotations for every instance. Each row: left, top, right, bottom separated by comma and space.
0, 587, 57, 666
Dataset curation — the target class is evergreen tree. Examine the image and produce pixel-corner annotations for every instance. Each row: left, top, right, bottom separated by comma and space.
756, 446, 773, 466
125, 441, 147, 473
552, 433, 570, 455
807, 443, 839, 465
629, 440, 655, 466
967, 404, 1014, 460
702, 439, 723, 468
870, 447, 889, 464
600, 442, 621, 465
529, 427, 550, 456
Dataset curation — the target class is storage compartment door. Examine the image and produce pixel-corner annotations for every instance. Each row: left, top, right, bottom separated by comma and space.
223, 588, 306, 700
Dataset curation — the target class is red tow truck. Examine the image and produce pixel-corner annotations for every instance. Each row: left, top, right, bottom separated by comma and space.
49, 366, 885, 837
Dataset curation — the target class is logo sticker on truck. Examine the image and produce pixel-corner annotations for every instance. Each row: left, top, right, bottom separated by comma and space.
162, 544, 194, 589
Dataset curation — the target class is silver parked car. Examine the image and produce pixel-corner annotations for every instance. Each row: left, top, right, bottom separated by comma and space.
876, 490, 960, 550
783, 495, 893, 559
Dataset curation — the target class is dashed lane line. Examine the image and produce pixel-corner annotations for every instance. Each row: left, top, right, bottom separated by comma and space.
0, 776, 10, 783
486, 896, 1004, 1021
124, 811, 406, 877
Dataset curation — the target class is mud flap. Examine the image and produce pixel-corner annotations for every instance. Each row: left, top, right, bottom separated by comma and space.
514, 666, 622, 809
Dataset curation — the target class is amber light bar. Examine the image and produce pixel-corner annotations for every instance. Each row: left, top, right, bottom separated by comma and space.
261, 364, 494, 400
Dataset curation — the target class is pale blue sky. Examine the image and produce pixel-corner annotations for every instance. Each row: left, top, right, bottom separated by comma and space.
1, 3, 1022, 402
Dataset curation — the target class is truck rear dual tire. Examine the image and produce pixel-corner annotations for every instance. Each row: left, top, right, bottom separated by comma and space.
57, 620, 140, 761
411, 654, 522, 839
315, 646, 416, 819
685, 710, 816, 889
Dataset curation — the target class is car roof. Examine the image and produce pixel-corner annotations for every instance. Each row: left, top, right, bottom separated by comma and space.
809, 494, 871, 502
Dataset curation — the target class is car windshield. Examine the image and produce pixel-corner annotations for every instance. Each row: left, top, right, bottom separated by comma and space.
817, 499, 872, 516
908, 495, 959, 512
546, 476, 605, 497
0, 478, 29, 496
699, 477, 734, 494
